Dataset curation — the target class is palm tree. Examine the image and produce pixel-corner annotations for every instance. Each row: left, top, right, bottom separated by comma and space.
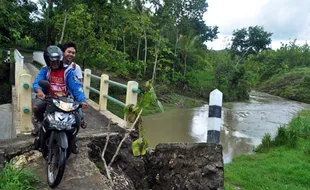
179, 32, 199, 76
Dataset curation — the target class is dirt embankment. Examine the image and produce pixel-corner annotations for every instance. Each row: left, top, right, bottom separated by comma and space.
1, 131, 224, 190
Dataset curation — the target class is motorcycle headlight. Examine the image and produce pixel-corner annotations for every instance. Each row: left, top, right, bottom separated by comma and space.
53, 99, 78, 112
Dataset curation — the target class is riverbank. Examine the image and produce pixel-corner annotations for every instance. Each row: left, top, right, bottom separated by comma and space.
137, 92, 232, 116
258, 67, 310, 104
106, 92, 208, 118
143, 93, 208, 115
224, 109, 310, 189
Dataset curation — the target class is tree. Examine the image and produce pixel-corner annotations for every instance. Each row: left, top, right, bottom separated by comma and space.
179, 32, 199, 76
230, 26, 272, 57
0, 0, 37, 43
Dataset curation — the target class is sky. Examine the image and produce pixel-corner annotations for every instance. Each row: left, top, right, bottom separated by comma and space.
203, 0, 310, 50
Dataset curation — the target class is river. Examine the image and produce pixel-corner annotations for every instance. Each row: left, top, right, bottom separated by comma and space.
143, 91, 310, 163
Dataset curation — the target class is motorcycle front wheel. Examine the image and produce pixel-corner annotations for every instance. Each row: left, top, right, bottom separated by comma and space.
47, 141, 67, 188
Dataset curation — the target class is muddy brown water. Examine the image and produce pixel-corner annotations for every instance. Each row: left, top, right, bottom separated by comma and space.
143, 91, 310, 163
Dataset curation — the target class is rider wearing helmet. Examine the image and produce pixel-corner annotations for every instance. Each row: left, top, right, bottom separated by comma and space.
32, 45, 88, 154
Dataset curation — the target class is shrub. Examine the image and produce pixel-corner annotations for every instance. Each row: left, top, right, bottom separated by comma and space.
0, 161, 42, 190
302, 144, 310, 155
256, 113, 310, 152
289, 116, 310, 139
273, 126, 288, 146
255, 133, 272, 152
15, 36, 38, 50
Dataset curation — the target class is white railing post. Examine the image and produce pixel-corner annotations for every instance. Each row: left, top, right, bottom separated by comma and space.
125, 81, 139, 126
17, 69, 27, 111
14, 50, 18, 64
19, 74, 32, 133
14, 49, 24, 68
20, 56, 24, 66
14, 49, 24, 87
125, 81, 139, 106
207, 89, 223, 144
83, 69, 91, 99
15, 62, 22, 88
99, 74, 109, 111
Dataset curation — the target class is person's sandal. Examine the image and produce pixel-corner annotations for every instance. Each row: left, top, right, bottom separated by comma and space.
31, 117, 41, 136
31, 127, 39, 136
81, 120, 87, 129
72, 143, 79, 154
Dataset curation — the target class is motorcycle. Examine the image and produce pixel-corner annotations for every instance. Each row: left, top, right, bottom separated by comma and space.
33, 80, 81, 188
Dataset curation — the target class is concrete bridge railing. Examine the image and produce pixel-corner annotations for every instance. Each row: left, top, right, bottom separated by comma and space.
82, 69, 140, 128
13, 49, 32, 133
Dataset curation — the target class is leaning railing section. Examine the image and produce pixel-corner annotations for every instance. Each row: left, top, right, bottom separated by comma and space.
33, 51, 46, 66
83, 69, 140, 128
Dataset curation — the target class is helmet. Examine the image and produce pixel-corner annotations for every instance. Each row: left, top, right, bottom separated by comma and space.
46, 45, 63, 61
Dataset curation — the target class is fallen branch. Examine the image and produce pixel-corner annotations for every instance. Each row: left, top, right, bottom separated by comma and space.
101, 119, 114, 187
108, 109, 143, 167
102, 119, 112, 157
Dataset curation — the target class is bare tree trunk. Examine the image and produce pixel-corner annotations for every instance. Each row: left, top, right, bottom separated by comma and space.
59, 10, 68, 45
136, 37, 141, 61
123, 35, 126, 54
152, 35, 161, 82
173, 31, 179, 80
152, 46, 158, 82
143, 29, 147, 76
184, 54, 187, 76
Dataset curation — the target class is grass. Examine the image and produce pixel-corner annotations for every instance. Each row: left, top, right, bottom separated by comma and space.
223, 103, 233, 109
0, 161, 42, 190
225, 110, 310, 190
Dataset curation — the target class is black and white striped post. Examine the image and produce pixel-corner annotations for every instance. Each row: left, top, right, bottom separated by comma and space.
207, 89, 223, 144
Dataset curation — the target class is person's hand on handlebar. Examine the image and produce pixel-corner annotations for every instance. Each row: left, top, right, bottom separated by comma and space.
36, 89, 46, 99
81, 102, 88, 109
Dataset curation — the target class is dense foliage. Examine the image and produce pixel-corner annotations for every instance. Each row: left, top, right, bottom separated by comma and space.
230, 26, 272, 57
244, 41, 310, 103
1, 0, 309, 102
0, 0, 38, 47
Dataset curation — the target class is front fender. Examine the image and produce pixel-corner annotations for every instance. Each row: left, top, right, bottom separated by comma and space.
48, 131, 68, 164
48, 131, 68, 149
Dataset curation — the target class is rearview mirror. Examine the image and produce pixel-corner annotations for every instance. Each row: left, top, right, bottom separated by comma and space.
38, 80, 51, 90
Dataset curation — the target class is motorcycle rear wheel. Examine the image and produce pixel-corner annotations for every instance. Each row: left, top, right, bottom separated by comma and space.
47, 142, 67, 188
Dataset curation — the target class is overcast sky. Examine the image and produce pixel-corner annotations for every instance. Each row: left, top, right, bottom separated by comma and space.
203, 0, 310, 50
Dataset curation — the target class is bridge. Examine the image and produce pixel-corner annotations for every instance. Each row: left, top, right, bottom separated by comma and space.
0, 49, 144, 189
11, 49, 140, 137
0, 49, 224, 189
